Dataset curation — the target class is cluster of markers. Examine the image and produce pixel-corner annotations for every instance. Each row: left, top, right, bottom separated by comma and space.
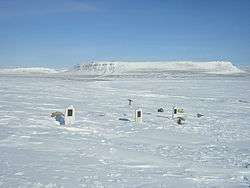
51, 100, 186, 126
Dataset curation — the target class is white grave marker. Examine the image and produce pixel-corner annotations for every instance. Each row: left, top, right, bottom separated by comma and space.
64, 105, 75, 125
135, 108, 143, 123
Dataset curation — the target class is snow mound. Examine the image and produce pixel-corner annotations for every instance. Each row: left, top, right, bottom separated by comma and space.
0, 67, 59, 74
72, 61, 244, 75
0, 61, 243, 76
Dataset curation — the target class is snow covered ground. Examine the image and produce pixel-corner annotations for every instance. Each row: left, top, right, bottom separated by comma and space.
0, 62, 249, 187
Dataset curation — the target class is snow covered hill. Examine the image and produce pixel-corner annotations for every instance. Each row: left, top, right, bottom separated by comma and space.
0, 61, 244, 76
71, 61, 244, 75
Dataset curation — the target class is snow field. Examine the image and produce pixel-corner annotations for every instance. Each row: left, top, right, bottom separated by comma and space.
0, 73, 249, 187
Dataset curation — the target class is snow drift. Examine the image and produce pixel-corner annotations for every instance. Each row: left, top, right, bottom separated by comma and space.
72, 61, 243, 75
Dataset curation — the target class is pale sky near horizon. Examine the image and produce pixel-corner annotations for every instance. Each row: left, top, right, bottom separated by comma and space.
0, 0, 250, 67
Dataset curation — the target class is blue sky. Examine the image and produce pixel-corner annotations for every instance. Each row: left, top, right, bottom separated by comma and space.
0, 0, 250, 67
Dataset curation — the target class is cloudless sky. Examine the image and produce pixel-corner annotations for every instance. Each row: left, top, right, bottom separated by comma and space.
0, 0, 250, 67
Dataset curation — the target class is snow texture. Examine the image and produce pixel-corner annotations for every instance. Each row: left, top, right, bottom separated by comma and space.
0, 63, 249, 188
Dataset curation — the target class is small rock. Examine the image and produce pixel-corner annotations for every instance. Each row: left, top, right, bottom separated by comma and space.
158, 108, 164, 112
197, 113, 204, 118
